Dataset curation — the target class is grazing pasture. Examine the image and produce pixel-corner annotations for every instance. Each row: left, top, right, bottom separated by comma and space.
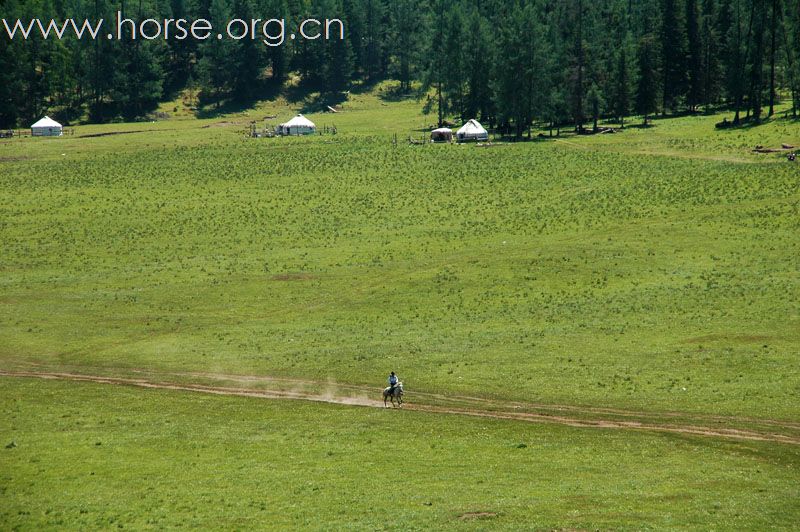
1, 94, 799, 528
2, 378, 799, 530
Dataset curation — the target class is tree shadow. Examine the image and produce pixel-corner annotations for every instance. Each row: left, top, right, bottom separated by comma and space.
196, 81, 283, 119
377, 83, 417, 102
284, 81, 320, 105
160, 85, 185, 104
624, 122, 656, 129
708, 104, 800, 130
770, 110, 800, 123
296, 91, 349, 114
196, 96, 255, 120
348, 78, 382, 95
715, 116, 769, 130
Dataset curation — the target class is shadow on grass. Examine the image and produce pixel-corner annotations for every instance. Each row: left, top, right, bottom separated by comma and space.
298, 92, 349, 114
624, 123, 656, 129
348, 79, 381, 95
375, 83, 417, 103
280, 79, 351, 114
711, 106, 798, 130
772, 111, 800, 124
655, 431, 800, 466
284, 82, 320, 105
196, 82, 283, 119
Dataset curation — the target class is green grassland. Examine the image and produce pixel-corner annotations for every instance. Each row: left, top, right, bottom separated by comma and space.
1, 90, 799, 528
2, 378, 799, 530
2, 93, 798, 417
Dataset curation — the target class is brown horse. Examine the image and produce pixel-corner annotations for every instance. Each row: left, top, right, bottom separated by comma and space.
382, 382, 404, 408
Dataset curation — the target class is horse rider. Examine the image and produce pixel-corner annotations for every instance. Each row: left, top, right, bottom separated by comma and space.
388, 371, 399, 394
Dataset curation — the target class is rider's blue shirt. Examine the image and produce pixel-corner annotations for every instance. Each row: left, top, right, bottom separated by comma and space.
389, 375, 398, 386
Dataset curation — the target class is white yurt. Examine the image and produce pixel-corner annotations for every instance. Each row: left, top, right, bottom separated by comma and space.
456, 119, 488, 142
430, 127, 453, 142
31, 116, 63, 137
278, 114, 316, 136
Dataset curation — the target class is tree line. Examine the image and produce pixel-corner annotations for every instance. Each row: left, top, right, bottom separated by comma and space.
1, 0, 799, 133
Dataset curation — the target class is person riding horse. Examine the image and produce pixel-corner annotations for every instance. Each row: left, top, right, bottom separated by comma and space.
383, 372, 404, 407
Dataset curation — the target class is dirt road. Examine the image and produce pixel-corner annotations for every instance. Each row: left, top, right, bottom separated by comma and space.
2, 369, 798, 445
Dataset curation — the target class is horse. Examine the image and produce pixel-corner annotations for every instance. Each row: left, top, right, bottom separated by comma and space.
383, 382, 404, 408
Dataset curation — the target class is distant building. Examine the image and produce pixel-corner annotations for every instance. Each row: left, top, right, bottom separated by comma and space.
456, 119, 488, 142
278, 114, 316, 136
431, 127, 453, 143
30, 116, 63, 137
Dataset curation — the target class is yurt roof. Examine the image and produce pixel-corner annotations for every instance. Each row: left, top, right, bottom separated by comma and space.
431, 127, 452, 134
31, 116, 62, 128
457, 119, 486, 135
281, 114, 316, 128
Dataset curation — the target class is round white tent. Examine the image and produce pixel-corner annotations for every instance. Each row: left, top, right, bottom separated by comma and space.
278, 114, 316, 136
456, 119, 488, 142
31, 116, 63, 137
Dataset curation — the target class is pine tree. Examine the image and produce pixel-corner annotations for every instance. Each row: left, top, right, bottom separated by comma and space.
636, 35, 659, 125
116, 0, 165, 120
661, 0, 688, 114
492, 1, 543, 138
88, 0, 127, 121
163, 0, 196, 95
323, 0, 354, 95
747, 0, 768, 121
787, 0, 800, 116
420, 0, 448, 126
199, 0, 237, 106
723, 0, 746, 122
230, 0, 264, 101
362, 0, 388, 81
701, 0, 723, 110
613, 43, 632, 127
541, 2, 571, 135
442, 5, 465, 119
268, 0, 289, 83
492, 3, 522, 135
388, 0, 425, 92
462, 6, 494, 122
686, 0, 704, 110
19, 0, 51, 121
570, 0, 586, 131
0, 0, 24, 127
587, 82, 605, 131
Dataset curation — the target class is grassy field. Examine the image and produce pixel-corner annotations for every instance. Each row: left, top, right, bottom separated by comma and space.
1, 90, 799, 528
2, 378, 799, 530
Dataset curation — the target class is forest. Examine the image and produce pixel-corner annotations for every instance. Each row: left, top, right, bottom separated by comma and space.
1, 0, 799, 133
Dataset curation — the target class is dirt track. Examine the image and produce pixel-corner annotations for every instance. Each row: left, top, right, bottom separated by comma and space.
2, 369, 799, 446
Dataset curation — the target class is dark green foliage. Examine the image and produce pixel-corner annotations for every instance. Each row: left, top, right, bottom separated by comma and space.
387, 0, 423, 92
198, 0, 237, 106
0, 11, 24, 127
322, 0, 354, 95
493, 1, 544, 137
569, 0, 587, 131
686, 0, 704, 109
462, 7, 493, 122
613, 44, 631, 127
636, 34, 660, 124
701, 0, 723, 109
0, 0, 796, 128
787, 0, 800, 115
661, 0, 688, 114
746, 0, 768, 121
